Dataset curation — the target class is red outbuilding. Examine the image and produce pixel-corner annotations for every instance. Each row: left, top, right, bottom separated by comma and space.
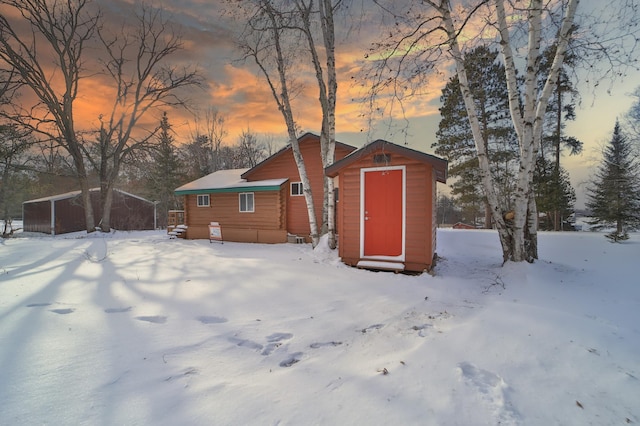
325, 139, 447, 273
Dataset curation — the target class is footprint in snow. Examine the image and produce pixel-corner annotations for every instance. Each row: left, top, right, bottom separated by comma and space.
458, 362, 519, 424
261, 333, 294, 356
361, 323, 384, 333
26, 303, 52, 308
105, 307, 132, 314
196, 315, 228, 324
50, 308, 75, 315
280, 352, 304, 367
310, 341, 343, 349
135, 315, 167, 324
228, 336, 263, 351
266, 332, 293, 342
411, 323, 434, 337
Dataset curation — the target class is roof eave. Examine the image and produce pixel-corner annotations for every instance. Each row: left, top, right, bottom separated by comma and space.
325, 139, 448, 183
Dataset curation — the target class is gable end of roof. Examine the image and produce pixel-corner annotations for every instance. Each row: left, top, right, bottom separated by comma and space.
325, 139, 448, 183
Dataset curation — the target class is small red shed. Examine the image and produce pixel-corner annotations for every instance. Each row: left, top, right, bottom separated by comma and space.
325, 140, 447, 273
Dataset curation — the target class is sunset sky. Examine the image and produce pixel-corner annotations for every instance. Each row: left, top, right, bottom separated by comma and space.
5, 0, 640, 208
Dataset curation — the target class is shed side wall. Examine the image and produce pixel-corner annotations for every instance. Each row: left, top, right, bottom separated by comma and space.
109, 191, 155, 230
57, 195, 88, 234
23, 201, 52, 233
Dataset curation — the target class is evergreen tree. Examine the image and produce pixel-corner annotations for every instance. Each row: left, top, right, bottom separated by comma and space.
535, 43, 582, 230
434, 46, 519, 228
534, 157, 576, 230
145, 113, 184, 228
585, 121, 640, 242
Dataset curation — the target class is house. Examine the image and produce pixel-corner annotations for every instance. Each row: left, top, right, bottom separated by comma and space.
325, 139, 448, 273
174, 133, 357, 243
23, 188, 156, 235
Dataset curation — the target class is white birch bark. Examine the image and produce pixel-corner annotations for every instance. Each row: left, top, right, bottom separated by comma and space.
438, 1, 509, 254
254, 1, 320, 246
437, 0, 579, 262
296, 0, 339, 249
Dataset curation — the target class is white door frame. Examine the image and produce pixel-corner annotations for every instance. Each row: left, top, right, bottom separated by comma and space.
360, 165, 406, 262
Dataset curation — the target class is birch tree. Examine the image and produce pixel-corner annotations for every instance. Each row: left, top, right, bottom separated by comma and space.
232, 0, 321, 246
230, 0, 343, 248
294, 0, 340, 248
0, 0, 99, 232
367, 0, 640, 262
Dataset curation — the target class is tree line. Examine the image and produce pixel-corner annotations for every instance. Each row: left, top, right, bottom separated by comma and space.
0, 109, 275, 234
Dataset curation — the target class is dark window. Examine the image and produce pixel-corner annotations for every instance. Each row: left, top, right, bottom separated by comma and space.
291, 182, 304, 196
197, 194, 210, 207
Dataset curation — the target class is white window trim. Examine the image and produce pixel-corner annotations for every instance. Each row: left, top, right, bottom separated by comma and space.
197, 194, 210, 207
291, 181, 304, 196
239, 192, 255, 213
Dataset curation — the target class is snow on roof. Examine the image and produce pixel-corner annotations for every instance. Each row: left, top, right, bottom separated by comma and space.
24, 189, 85, 204
174, 168, 288, 194
23, 188, 153, 204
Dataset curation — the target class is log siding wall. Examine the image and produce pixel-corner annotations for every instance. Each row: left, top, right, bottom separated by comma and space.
184, 187, 287, 243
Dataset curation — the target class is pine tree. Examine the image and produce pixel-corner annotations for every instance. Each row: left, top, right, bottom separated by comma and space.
585, 121, 640, 242
146, 113, 184, 228
535, 43, 582, 230
434, 46, 519, 228
534, 157, 576, 231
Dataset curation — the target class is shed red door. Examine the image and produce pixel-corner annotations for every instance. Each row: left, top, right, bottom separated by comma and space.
363, 168, 404, 257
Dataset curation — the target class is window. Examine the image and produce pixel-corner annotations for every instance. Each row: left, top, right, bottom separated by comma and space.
239, 192, 254, 212
197, 194, 210, 207
291, 182, 304, 196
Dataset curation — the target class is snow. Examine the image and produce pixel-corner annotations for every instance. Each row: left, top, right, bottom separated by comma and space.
0, 228, 638, 425
174, 168, 288, 194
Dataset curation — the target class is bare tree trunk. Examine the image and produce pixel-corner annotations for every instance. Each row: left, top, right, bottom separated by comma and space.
99, 184, 114, 232
0, 0, 98, 233
484, 200, 492, 229
89, 4, 200, 233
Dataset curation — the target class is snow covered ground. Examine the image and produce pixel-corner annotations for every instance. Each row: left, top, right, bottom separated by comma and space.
0, 228, 638, 425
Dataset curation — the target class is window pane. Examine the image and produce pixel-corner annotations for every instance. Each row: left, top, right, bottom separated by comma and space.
291, 182, 303, 195
239, 193, 254, 212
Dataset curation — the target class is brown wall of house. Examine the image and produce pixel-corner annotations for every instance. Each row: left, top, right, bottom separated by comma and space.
243, 134, 355, 240
184, 187, 287, 243
336, 152, 437, 272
